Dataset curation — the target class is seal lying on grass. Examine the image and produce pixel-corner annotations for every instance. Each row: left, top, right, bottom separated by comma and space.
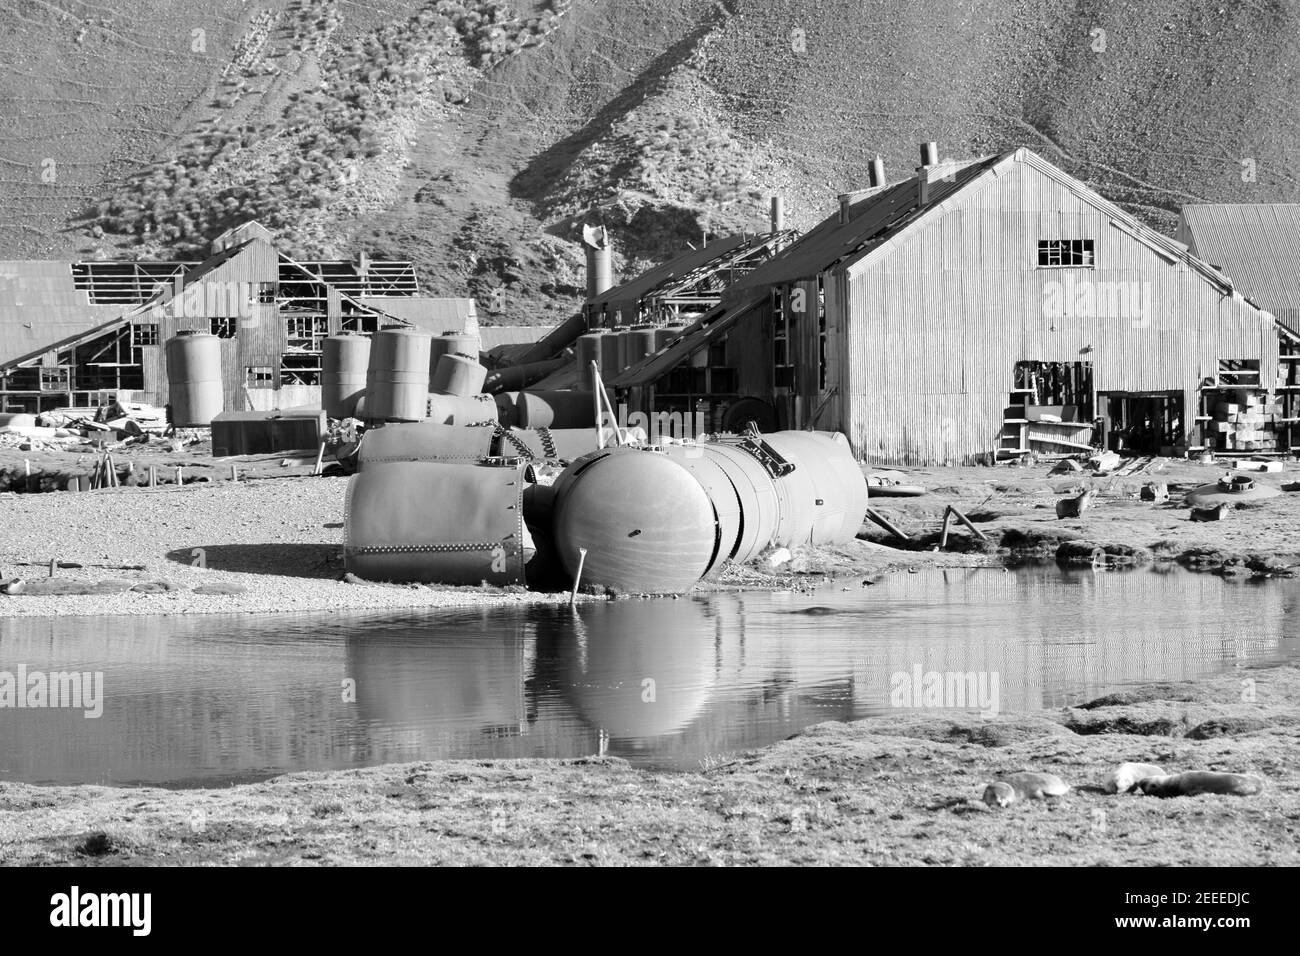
982, 771, 1070, 807
1134, 771, 1264, 797
1102, 762, 1166, 793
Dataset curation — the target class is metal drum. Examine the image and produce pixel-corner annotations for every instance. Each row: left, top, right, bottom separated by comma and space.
575, 332, 605, 375
165, 331, 223, 426
344, 459, 527, 585
698, 442, 780, 563
663, 444, 743, 577
355, 420, 495, 469
321, 333, 370, 419
598, 331, 624, 377
426, 392, 497, 425
365, 327, 431, 422
429, 333, 481, 373
551, 447, 718, 594
764, 431, 868, 545
430, 352, 487, 397
515, 390, 595, 428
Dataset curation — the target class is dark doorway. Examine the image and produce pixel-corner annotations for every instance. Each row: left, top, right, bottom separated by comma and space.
1100, 391, 1184, 454
1014, 361, 1094, 420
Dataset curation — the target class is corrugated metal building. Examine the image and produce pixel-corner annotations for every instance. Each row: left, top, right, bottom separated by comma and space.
614, 147, 1284, 464
0, 223, 475, 414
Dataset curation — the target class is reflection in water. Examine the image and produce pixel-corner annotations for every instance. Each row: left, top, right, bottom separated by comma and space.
0, 565, 1295, 785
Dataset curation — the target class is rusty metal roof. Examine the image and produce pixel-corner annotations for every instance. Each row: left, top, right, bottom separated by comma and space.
0, 260, 128, 366
1178, 204, 1300, 334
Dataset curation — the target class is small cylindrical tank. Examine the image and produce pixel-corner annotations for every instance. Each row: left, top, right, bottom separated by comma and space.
575, 332, 605, 378
426, 392, 498, 426
515, 390, 595, 429
165, 331, 224, 426
321, 333, 371, 420
430, 352, 487, 397
356, 420, 495, 469
551, 447, 718, 594
365, 327, 431, 422
626, 326, 657, 366
429, 333, 480, 374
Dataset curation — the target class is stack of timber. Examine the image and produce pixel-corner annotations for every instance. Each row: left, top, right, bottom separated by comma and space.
1205, 389, 1280, 453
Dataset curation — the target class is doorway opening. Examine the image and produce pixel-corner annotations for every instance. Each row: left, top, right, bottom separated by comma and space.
1099, 391, 1184, 454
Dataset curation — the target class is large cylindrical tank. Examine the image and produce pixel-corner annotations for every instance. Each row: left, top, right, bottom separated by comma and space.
575, 332, 604, 375
165, 331, 224, 426
662, 444, 742, 577
698, 442, 780, 563
426, 392, 498, 425
356, 420, 495, 469
763, 431, 868, 544
626, 326, 657, 366
365, 327, 431, 422
598, 331, 623, 377
344, 459, 528, 585
429, 333, 481, 373
552, 447, 718, 594
515, 390, 595, 429
321, 333, 370, 420
496, 426, 641, 462
430, 352, 487, 397
482, 356, 566, 394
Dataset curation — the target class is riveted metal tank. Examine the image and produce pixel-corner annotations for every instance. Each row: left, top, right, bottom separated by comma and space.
763, 431, 869, 545
356, 420, 495, 469
344, 458, 528, 585
429, 333, 481, 374
430, 352, 487, 397
321, 332, 371, 420
626, 326, 657, 366
365, 327, 431, 422
551, 447, 718, 594
662, 443, 742, 577
598, 330, 627, 376
165, 331, 224, 426
575, 332, 605, 374
426, 392, 498, 425
514, 390, 595, 429
697, 441, 780, 563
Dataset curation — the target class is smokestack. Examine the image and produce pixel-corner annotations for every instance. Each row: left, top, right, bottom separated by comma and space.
838, 194, 852, 225
918, 143, 940, 205
582, 224, 613, 299
919, 142, 939, 167
869, 156, 886, 188
770, 195, 784, 233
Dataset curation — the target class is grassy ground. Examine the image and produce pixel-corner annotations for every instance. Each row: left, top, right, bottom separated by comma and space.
1, 664, 1294, 865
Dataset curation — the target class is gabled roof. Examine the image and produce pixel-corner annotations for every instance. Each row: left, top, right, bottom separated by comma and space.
0, 261, 128, 365
590, 233, 751, 309
1177, 204, 1300, 334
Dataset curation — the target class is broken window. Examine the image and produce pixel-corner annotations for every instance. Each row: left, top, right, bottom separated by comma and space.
772, 287, 794, 389
285, 315, 328, 352
246, 366, 274, 388
1216, 358, 1261, 387
132, 323, 159, 347
210, 317, 238, 339
280, 353, 321, 386
257, 281, 277, 304
39, 367, 70, 392
1037, 239, 1095, 268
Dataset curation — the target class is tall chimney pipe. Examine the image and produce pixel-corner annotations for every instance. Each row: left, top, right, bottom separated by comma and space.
838, 194, 852, 225
868, 156, 886, 188
920, 142, 939, 167
770, 195, 784, 233
582, 224, 613, 299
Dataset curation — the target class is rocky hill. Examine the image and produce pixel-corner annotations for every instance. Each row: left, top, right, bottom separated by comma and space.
2, 0, 1298, 324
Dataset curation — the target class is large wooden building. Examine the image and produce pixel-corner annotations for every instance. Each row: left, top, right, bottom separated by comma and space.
612, 147, 1284, 464
0, 222, 475, 414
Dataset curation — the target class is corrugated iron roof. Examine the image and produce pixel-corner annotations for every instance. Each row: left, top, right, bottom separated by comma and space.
1178, 204, 1300, 334
0, 260, 128, 365
589, 233, 755, 309
611, 292, 767, 388
356, 296, 476, 333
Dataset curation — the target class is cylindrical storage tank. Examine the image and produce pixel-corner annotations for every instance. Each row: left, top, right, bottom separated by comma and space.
662, 444, 742, 577
430, 352, 487, 397
482, 356, 566, 394
626, 326, 657, 366
429, 333, 481, 374
763, 431, 868, 546
575, 332, 604, 375
365, 327, 431, 422
426, 392, 497, 426
321, 333, 370, 420
598, 331, 623, 377
356, 420, 495, 469
698, 442, 780, 563
165, 331, 223, 426
552, 447, 718, 593
516, 390, 595, 429
344, 459, 528, 585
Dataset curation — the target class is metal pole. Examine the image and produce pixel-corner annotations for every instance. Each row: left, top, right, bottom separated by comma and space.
569, 547, 588, 608
591, 361, 605, 449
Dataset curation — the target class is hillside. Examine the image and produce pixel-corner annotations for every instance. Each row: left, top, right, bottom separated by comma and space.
2, 0, 1298, 325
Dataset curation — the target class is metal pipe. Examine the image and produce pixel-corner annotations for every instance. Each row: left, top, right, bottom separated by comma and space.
770, 195, 784, 233
569, 547, 587, 608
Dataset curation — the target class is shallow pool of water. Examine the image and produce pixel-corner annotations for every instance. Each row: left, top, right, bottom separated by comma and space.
1, 565, 1296, 785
